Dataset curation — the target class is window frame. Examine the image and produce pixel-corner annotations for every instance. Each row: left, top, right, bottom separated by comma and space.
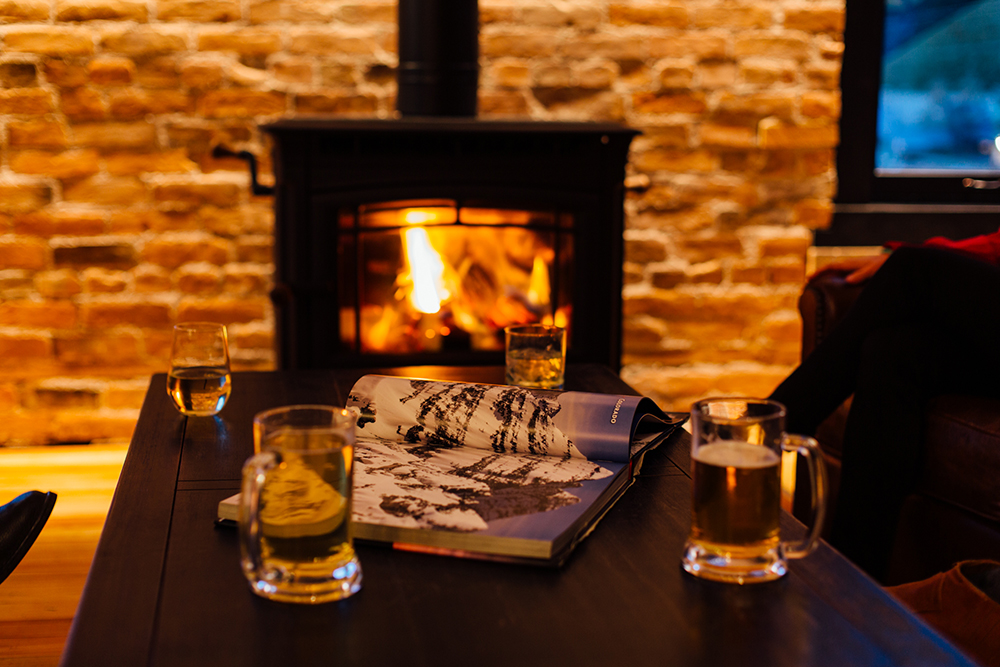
820, 0, 1000, 246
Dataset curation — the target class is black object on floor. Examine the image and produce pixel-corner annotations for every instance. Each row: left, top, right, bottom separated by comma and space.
0, 490, 57, 584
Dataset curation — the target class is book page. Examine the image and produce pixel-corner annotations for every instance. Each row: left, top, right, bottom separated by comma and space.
352, 434, 615, 534
349, 375, 581, 459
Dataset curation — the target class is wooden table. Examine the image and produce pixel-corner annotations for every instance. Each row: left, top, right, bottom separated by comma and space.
61, 366, 974, 667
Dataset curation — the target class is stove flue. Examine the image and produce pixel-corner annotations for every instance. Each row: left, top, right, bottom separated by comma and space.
396, 0, 479, 117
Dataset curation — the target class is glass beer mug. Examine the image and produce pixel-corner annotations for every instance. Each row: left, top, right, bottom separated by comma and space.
682, 398, 828, 584
240, 405, 363, 603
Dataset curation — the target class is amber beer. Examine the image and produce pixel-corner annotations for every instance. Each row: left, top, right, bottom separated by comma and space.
690, 440, 781, 556
241, 406, 363, 603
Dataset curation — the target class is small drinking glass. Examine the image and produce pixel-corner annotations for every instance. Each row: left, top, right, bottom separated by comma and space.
167, 322, 232, 417
240, 405, 363, 603
504, 324, 566, 390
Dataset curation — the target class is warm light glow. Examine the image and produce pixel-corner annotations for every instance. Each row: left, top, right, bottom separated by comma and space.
780, 451, 796, 513
404, 210, 436, 225
526, 255, 551, 307
403, 227, 450, 314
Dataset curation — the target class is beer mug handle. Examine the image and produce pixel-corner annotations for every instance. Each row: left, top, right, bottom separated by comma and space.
238, 450, 278, 583
780, 434, 828, 559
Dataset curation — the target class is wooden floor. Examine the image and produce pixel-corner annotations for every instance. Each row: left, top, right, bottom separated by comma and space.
0, 444, 127, 667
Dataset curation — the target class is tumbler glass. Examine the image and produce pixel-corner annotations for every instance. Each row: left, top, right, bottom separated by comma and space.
167, 322, 232, 416
504, 324, 566, 390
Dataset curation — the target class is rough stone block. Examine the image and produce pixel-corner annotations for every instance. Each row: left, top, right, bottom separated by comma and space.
0, 333, 52, 360
100, 26, 187, 57
632, 91, 707, 115
197, 28, 281, 54
198, 90, 286, 118
609, 4, 688, 26
716, 92, 797, 120
82, 267, 129, 292
55, 333, 140, 366
758, 118, 839, 149
294, 93, 379, 115
288, 28, 393, 56
133, 264, 172, 292
43, 59, 88, 86
9, 149, 102, 180
734, 34, 810, 60
0, 238, 49, 270
730, 262, 768, 285
176, 262, 223, 293
222, 264, 269, 295
235, 236, 273, 263
53, 243, 136, 269
699, 123, 756, 149
33, 384, 100, 409
176, 297, 268, 324
0, 63, 38, 87
71, 121, 157, 149
482, 31, 559, 59
14, 209, 105, 236
57, 0, 147, 22
801, 91, 841, 118
692, 5, 771, 29
109, 89, 192, 118
0, 0, 48, 21
793, 199, 834, 229
648, 34, 728, 60
61, 87, 108, 121
35, 269, 82, 298
650, 268, 685, 289
81, 300, 172, 328
4, 27, 94, 56
478, 91, 531, 117
142, 235, 231, 267
103, 381, 150, 409
152, 181, 242, 207
105, 149, 197, 175
0, 89, 54, 114
658, 65, 695, 89
158, 0, 240, 21
784, 7, 845, 33
179, 60, 225, 88
52, 409, 138, 444
625, 237, 668, 264
768, 258, 807, 284
0, 300, 76, 328
8, 119, 69, 148
0, 183, 52, 213
63, 176, 149, 206
740, 59, 797, 85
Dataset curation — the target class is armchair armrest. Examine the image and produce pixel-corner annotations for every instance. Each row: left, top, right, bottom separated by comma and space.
799, 270, 866, 360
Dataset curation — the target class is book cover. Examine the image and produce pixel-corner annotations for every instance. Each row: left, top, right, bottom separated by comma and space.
220, 375, 685, 566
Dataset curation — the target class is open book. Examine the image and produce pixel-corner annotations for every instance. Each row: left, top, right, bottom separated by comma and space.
219, 375, 686, 566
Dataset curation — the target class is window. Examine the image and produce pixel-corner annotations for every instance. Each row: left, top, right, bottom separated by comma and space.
821, 0, 1000, 245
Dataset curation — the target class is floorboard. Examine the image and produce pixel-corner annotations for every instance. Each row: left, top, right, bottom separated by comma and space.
0, 444, 127, 667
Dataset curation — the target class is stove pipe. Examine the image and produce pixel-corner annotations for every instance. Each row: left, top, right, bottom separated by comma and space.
396, 0, 479, 117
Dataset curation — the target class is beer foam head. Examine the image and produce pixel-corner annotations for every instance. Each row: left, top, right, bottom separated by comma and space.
694, 440, 780, 468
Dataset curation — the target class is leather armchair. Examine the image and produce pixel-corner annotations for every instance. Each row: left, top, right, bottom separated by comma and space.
796, 269, 1000, 585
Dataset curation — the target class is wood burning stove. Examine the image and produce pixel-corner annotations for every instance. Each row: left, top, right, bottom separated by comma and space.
262, 118, 637, 371
245, 1, 637, 371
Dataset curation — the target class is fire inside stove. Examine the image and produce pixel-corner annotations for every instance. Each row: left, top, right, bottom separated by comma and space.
338, 200, 573, 355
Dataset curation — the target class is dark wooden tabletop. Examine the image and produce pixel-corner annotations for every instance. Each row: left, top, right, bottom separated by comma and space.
61, 365, 975, 667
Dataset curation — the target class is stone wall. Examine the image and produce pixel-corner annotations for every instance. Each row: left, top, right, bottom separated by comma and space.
0, 0, 844, 446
